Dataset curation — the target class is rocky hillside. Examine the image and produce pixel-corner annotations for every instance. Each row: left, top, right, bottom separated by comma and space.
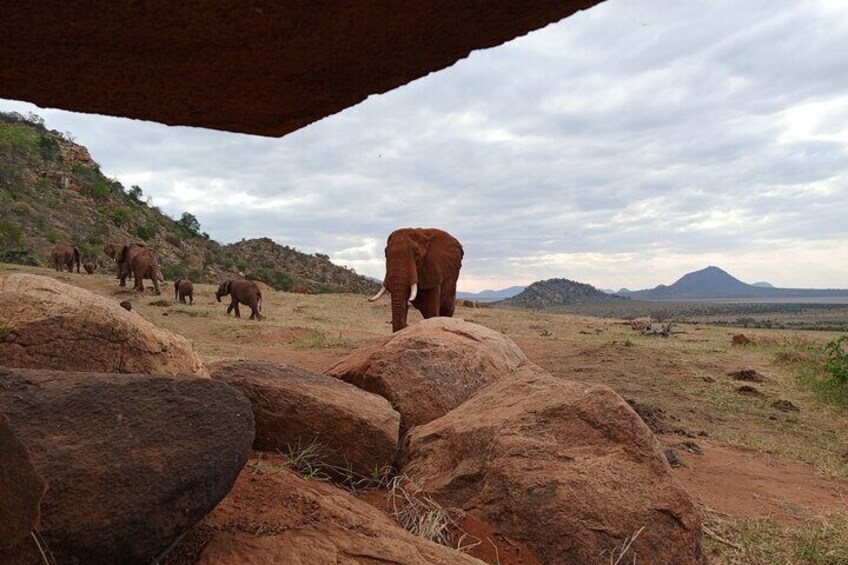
499, 278, 627, 309
0, 111, 377, 294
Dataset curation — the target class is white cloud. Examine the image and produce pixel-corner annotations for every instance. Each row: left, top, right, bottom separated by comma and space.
3, 0, 848, 292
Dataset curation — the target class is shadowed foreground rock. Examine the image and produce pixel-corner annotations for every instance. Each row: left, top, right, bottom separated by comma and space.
0, 367, 254, 565
0, 414, 46, 551
0, 274, 208, 376
170, 462, 484, 565
211, 360, 400, 475
325, 318, 527, 430
402, 364, 706, 565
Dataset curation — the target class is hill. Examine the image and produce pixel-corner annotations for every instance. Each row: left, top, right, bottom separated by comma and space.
498, 278, 626, 309
0, 111, 378, 294
456, 285, 525, 302
618, 266, 848, 301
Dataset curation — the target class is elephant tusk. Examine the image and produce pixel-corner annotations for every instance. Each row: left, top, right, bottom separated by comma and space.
369, 286, 388, 302
409, 283, 418, 302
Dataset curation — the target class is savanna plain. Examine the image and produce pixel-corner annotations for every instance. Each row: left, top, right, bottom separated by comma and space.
4, 262, 847, 564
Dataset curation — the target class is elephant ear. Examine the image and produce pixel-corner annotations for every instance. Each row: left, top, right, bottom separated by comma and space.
419, 229, 463, 289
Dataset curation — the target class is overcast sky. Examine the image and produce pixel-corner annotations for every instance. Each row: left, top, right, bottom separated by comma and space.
4, 0, 848, 292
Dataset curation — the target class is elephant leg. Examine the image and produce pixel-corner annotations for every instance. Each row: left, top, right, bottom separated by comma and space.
249, 305, 259, 320
151, 276, 161, 295
418, 288, 441, 319
439, 280, 458, 317
189, 295, 193, 306
234, 301, 242, 318
226, 300, 235, 315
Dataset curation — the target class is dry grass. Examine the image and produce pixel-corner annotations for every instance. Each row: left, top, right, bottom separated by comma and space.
704, 511, 848, 564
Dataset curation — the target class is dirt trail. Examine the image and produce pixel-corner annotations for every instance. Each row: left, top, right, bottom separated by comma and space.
672, 440, 848, 524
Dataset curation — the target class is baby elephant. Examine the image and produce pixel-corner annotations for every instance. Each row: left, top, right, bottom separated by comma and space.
174, 277, 194, 305
83, 262, 98, 275
216, 279, 263, 320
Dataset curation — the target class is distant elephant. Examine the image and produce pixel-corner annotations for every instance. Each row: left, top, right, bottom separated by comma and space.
216, 280, 263, 320
104, 242, 130, 285
51, 245, 80, 273
117, 244, 161, 294
369, 228, 463, 332
174, 277, 194, 305
82, 262, 97, 274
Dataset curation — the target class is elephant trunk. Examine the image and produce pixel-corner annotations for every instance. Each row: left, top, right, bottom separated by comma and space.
386, 266, 415, 333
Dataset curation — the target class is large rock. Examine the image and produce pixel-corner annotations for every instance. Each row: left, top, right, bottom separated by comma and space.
0, 414, 46, 551
325, 318, 527, 430
170, 459, 483, 565
402, 364, 705, 565
0, 274, 208, 376
0, 367, 254, 565
210, 360, 400, 475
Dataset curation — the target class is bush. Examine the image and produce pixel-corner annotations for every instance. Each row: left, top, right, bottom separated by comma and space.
176, 212, 201, 236
0, 219, 24, 247
824, 336, 848, 385
136, 222, 157, 241
127, 185, 143, 201
38, 135, 61, 161
105, 206, 130, 227
257, 268, 293, 291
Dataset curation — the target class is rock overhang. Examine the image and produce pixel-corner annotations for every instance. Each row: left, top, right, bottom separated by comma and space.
0, 1, 603, 137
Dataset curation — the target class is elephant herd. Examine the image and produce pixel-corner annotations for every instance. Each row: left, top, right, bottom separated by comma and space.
49, 243, 264, 321
48, 227, 463, 331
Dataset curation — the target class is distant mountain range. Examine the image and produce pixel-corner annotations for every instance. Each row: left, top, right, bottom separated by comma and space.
499, 278, 626, 309
616, 266, 848, 301
456, 285, 525, 302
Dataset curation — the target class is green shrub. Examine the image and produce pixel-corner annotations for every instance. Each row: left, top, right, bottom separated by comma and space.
72, 164, 110, 199
0, 219, 24, 247
257, 268, 293, 291
824, 336, 848, 385
37, 135, 61, 161
0, 122, 38, 154
106, 206, 130, 227
136, 222, 157, 241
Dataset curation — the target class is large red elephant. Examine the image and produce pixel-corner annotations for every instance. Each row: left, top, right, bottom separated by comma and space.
369, 228, 464, 332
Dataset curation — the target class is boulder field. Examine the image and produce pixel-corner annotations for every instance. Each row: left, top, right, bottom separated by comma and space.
0, 367, 254, 565
0, 274, 208, 376
210, 360, 400, 476
326, 317, 706, 565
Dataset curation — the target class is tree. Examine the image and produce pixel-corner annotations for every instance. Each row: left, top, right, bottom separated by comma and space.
128, 185, 143, 201
177, 212, 201, 235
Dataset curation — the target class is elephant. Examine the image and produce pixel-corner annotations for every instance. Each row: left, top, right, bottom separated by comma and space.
369, 228, 463, 332
82, 262, 97, 274
174, 277, 194, 305
116, 244, 161, 294
51, 245, 80, 273
216, 279, 263, 320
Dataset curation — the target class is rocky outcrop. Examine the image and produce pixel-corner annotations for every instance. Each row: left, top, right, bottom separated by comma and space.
325, 318, 527, 430
211, 360, 400, 475
402, 364, 705, 565
0, 367, 254, 565
0, 414, 45, 552
175, 461, 483, 565
0, 274, 208, 376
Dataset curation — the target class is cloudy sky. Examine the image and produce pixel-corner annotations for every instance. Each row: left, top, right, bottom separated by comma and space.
4, 0, 848, 292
